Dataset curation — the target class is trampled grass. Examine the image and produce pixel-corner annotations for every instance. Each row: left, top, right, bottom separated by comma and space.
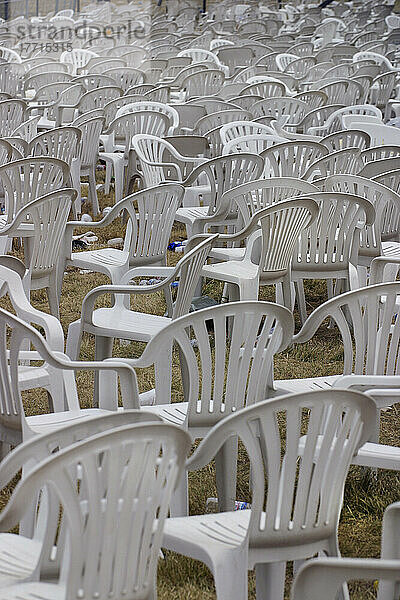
2, 182, 400, 599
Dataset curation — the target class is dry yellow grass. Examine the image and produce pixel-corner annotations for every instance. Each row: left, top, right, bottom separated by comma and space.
1, 180, 399, 599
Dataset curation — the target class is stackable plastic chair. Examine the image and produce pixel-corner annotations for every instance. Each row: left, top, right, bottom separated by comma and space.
291, 191, 375, 323
201, 199, 318, 309
66, 235, 218, 378
131, 300, 294, 515
293, 498, 400, 600
61, 183, 184, 292
0, 306, 140, 454
0, 419, 190, 600
162, 388, 375, 600
0, 157, 70, 253
275, 282, 400, 423
174, 153, 265, 237
261, 141, 329, 178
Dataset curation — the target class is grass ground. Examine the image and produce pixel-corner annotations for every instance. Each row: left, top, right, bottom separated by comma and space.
2, 179, 400, 599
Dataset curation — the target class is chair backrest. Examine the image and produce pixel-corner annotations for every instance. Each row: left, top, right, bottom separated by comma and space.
220, 177, 318, 225
29, 126, 81, 164
184, 153, 265, 214
77, 86, 122, 113
134, 300, 294, 424
302, 148, 363, 182
12, 189, 76, 280
361, 145, 400, 164
181, 68, 225, 99
0, 417, 191, 599
116, 100, 179, 133
252, 97, 308, 123
110, 183, 184, 267
0, 157, 70, 224
193, 109, 252, 135
0, 99, 26, 137
359, 157, 400, 180
220, 120, 275, 145
223, 133, 287, 155
240, 80, 286, 98
325, 174, 400, 256
72, 115, 105, 167
293, 191, 375, 273
261, 141, 328, 178
188, 388, 375, 550
321, 129, 370, 152
295, 281, 400, 376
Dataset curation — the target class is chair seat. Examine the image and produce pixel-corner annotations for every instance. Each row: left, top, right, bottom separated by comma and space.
202, 260, 258, 284
69, 248, 129, 271
209, 247, 246, 261
87, 308, 171, 342
144, 401, 189, 426
0, 582, 65, 600
26, 408, 111, 436
163, 509, 249, 556
175, 206, 209, 225
0, 534, 42, 588
274, 375, 339, 395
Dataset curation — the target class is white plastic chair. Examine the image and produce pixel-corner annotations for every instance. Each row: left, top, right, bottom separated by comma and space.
131, 133, 207, 206
0, 157, 70, 253
60, 48, 98, 75
162, 388, 375, 600
276, 282, 400, 418
62, 183, 184, 290
174, 153, 265, 237
308, 104, 382, 135
0, 410, 163, 586
349, 122, 400, 146
201, 199, 318, 309
1, 187, 75, 319
100, 111, 171, 204
0, 306, 140, 452
291, 190, 375, 323
261, 141, 329, 178
0, 418, 190, 600
223, 133, 288, 155
325, 174, 400, 268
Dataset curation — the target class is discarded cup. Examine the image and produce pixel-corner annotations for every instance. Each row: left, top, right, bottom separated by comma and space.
81, 213, 93, 222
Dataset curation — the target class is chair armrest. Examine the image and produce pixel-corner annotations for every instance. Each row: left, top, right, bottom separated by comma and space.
51, 350, 140, 410
293, 558, 400, 600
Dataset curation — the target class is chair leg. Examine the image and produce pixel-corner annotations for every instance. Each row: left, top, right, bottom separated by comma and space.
325, 535, 350, 600
66, 320, 82, 360
215, 435, 238, 512
46, 284, 60, 319
94, 335, 114, 408
170, 471, 188, 517
295, 280, 307, 325
88, 167, 99, 216
255, 561, 286, 600
213, 549, 248, 600
104, 160, 112, 194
